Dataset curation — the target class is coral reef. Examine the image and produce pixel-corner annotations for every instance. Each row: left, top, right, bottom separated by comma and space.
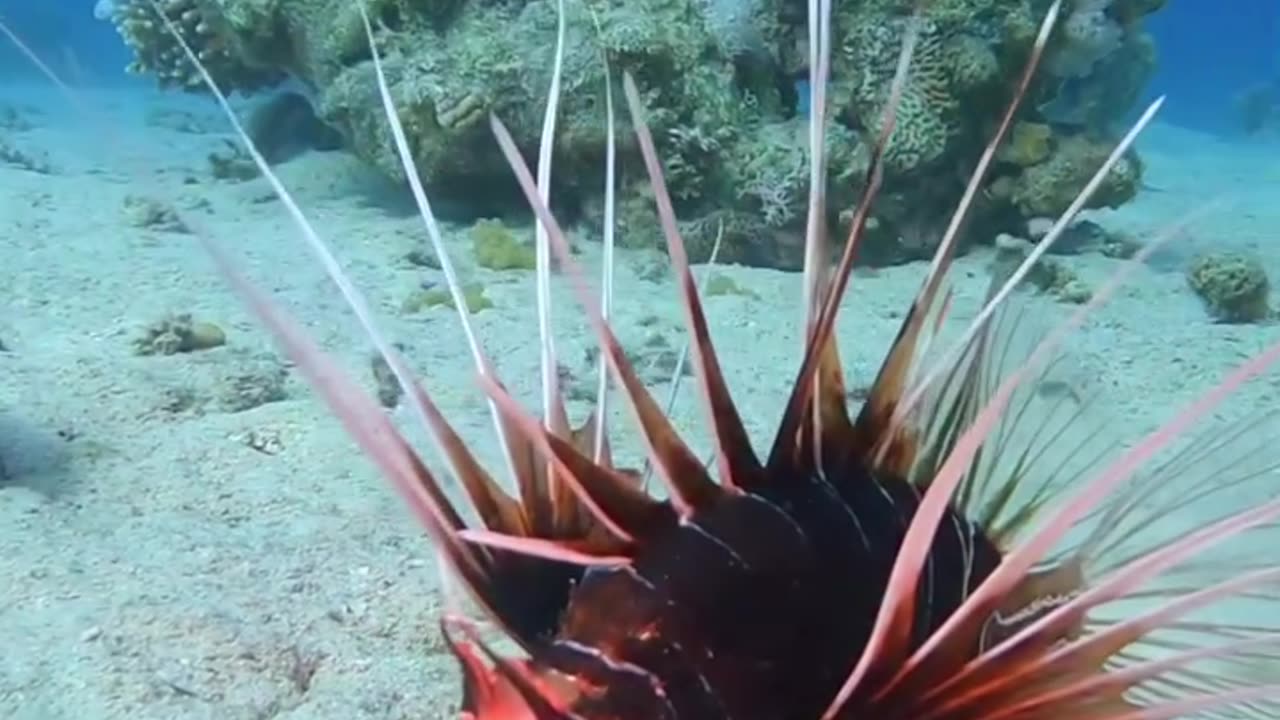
1035, 0, 1160, 131
113, 0, 1165, 267
1187, 251, 1272, 324
999, 134, 1142, 218
107, 0, 284, 93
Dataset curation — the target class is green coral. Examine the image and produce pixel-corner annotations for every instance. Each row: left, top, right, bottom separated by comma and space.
403, 283, 494, 314
1187, 252, 1271, 323
471, 219, 535, 271
703, 273, 759, 299
998, 121, 1053, 167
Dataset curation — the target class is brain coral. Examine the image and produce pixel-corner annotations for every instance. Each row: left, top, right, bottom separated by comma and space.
833, 10, 1011, 177
1187, 251, 1272, 324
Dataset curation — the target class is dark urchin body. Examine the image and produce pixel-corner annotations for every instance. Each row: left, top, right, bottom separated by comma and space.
527, 460, 1003, 719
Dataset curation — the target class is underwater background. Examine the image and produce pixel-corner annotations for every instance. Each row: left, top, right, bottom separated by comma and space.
1, 0, 1279, 718
1, 1, 1279, 129
2, 0, 1277, 131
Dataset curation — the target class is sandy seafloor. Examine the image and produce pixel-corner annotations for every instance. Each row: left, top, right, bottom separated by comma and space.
1, 79, 1279, 719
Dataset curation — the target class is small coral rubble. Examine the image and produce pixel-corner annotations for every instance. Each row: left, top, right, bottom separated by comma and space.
133, 314, 227, 356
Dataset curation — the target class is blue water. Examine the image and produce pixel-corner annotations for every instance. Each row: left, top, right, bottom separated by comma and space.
3, 0, 1278, 134
0, 1, 134, 85
1142, 0, 1279, 133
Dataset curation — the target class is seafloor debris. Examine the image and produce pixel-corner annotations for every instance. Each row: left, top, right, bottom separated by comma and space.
133, 313, 227, 356
208, 140, 260, 181
994, 233, 1093, 305
369, 343, 408, 409
1027, 217, 1140, 259
123, 194, 190, 233
144, 106, 219, 134
220, 363, 289, 413
150, 351, 290, 416
0, 134, 53, 174
703, 273, 759, 299
0, 103, 37, 131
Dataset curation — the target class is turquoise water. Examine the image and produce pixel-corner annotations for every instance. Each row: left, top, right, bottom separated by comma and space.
1, 1, 1279, 718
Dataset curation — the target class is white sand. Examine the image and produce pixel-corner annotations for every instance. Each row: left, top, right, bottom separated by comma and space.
2, 82, 1279, 718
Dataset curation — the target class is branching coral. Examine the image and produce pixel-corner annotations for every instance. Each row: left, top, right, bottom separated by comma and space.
663, 124, 724, 201
732, 121, 809, 227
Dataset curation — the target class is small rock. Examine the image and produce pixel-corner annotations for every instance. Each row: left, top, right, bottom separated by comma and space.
123, 194, 190, 233
1050, 220, 1107, 255
369, 344, 407, 409
220, 364, 288, 413
133, 314, 227, 356
1026, 217, 1054, 240
1056, 279, 1093, 304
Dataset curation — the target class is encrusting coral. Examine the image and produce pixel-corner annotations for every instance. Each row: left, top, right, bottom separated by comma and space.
111, 0, 1164, 267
